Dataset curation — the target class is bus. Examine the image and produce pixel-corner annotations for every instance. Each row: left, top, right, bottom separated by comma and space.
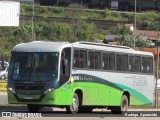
7, 41, 155, 113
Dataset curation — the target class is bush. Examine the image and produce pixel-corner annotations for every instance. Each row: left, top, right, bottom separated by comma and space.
74, 21, 97, 41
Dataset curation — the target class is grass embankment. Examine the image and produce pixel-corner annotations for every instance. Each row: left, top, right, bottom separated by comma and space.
21, 4, 160, 29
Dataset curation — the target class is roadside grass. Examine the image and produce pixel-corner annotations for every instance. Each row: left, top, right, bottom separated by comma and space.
20, 4, 131, 22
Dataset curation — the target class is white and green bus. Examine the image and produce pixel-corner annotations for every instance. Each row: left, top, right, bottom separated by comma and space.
8, 41, 155, 113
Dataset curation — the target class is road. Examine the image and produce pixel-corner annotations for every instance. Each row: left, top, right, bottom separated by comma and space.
0, 107, 160, 119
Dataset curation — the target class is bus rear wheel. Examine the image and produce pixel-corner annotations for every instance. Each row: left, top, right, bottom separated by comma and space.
111, 95, 128, 114
27, 104, 40, 113
66, 93, 79, 114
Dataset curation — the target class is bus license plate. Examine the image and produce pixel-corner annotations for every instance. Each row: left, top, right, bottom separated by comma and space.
25, 96, 33, 100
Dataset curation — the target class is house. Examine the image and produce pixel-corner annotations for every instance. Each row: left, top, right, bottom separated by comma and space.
134, 30, 160, 47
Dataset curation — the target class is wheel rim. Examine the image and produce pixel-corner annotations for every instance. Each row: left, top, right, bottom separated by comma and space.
122, 99, 127, 111
71, 97, 78, 111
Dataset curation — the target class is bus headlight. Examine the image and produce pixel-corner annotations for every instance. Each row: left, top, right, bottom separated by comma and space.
8, 87, 16, 94
43, 88, 54, 94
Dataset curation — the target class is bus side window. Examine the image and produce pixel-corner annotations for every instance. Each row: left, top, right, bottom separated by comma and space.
109, 53, 115, 70
95, 52, 102, 69
88, 51, 95, 69
102, 53, 109, 70
122, 55, 128, 71
116, 54, 122, 71
73, 50, 79, 68
142, 57, 147, 73
135, 56, 141, 73
147, 57, 153, 74
129, 56, 135, 72
79, 50, 87, 68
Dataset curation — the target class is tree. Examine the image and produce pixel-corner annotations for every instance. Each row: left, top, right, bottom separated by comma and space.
109, 24, 132, 46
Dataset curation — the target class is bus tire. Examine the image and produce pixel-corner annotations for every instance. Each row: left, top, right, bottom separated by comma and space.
66, 93, 79, 114
111, 95, 128, 114
78, 107, 93, 113
120, 95, 128, 112
27, 104, 40, 113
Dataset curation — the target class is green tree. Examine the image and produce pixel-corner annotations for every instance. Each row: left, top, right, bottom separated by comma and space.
74, 21, 97, 41
109, 24, 132, 46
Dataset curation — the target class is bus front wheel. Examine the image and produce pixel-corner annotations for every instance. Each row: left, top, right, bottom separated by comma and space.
27, 104, 40, 113
66, 93, 79, 114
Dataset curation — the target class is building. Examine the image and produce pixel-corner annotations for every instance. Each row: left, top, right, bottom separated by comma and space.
134, 30, 160, 47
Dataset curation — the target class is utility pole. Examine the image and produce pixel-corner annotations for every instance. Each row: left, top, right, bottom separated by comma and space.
134, 0, 137, 50
155, 47, 159, 108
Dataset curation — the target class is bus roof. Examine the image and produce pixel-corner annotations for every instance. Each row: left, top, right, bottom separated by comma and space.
13, 41, 70, 52
12, 41, 153, 56
73, 41, 153, 56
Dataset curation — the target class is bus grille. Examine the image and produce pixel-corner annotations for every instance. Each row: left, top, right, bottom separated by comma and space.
15, 85, 44, 90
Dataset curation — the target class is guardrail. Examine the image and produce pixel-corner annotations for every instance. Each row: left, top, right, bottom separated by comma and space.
0, 80, 7, 91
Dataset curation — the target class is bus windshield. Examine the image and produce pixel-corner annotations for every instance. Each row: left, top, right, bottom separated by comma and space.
9, 52, 59, 81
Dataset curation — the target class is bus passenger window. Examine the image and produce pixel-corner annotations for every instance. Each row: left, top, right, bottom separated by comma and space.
116, 54, 122, 71
74, 50, 79, 68
79, 50, 87, 68
142, 57, 147, 73
122, 55, 128, 71
135, 56, 141, 73
109, 53, 115, 70
95, 52, 102, 69
129, 56, 135, 72
147, 57, 153, 74
88, 52, 95, 69
102, 53, 109, 70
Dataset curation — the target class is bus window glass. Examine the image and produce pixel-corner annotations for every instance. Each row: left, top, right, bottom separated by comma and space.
59, 48, 71, 86
147, 57, 153, 74
109, 53, 115, 70
116, 54, 122, 71
102, 53, 109, 70
95, 52, 102, 69
73, 50, 79, 68
9, 53, 59, 81
135, 56, 141, 73
142, 57, 147, 73
88, 52, 95, 69
122, 55, 128, 71
79, 50, 87, 68
129, 56, 135, 72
